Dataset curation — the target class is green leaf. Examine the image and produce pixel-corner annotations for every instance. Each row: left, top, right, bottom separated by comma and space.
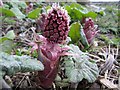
11, 8, 25, 19
68, 44, 89, 62
80, 27, 89, 48
10, 0, 27, 9
0, 52, 44, 76
64, 57, 74, 78
70, 3, 85, 10
111, 37, 120, 45
65, 3, 98, 21
82, 61, 99, 83
0, 8, 15, 17
69, 22, 81, 43
0, 30, 16, 53
65, 5, 71, 13
4, 18, 16, 24
27, 8, 41, 19
85, 11, 97, 19
70, 69, 83, 83
5, 30, 15, 40
0, 40, 15, 53
99, 11, 106, 16
2, 4, 10, 9
100, 35, 113, 44
14, 55, 44, 73
72, 8, 83, 20
46, 6, 51, 10
0, 30, 15, 43
55, 75, 70, 87
61, 44, 99, 83
69, 22, 89, 48
18, 2, 27, 9
65, 6, 84, 21
0, 37, 8, 43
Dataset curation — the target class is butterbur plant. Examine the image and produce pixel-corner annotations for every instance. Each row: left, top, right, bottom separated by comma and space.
29, 4, 99, 89
29, 3, 71, 88
83, 18, 98, 44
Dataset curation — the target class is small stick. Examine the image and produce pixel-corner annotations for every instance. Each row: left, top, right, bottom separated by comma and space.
86, 53, 105, 62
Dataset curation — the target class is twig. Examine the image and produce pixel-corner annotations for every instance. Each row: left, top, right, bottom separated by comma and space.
52, 83, 56, 90
15, 75, 26, 89
86, 53, 105, 62
99, 77, 118, 89
115, 45, 119, 59
26, 76, 32, 87
107, 75, 119, 80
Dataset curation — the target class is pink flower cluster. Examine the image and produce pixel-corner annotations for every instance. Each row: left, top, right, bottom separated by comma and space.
38, 4, 70, 44
83, 18, 98, 44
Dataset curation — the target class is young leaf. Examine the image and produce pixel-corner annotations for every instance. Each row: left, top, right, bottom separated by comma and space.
5, 30, 15, 40
27, 8, 41, 19
64, 5, 71, 13
65, 3, 98, 21
11, 8, 25, 19
85, 11, 97, 19
80, 26, 89, 49
70, 3, 85, 10
0, 30, 16, 53
69, 22, 81, 43
0, 37, 8, 43
72, 8, 83, 20
10, 0, 27, 9
61, 44, 99, 83
0, 8, 15, 17
65, 5, 84, 21
69, 22, 89, 48
0, 40, 15, 53
4, 17, 16, 24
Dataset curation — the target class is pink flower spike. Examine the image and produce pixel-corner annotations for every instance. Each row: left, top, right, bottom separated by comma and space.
83, 18, 98, 44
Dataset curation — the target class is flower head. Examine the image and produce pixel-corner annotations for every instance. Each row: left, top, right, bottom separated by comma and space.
83, 18, 98, 44
38, 3, 70, 44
